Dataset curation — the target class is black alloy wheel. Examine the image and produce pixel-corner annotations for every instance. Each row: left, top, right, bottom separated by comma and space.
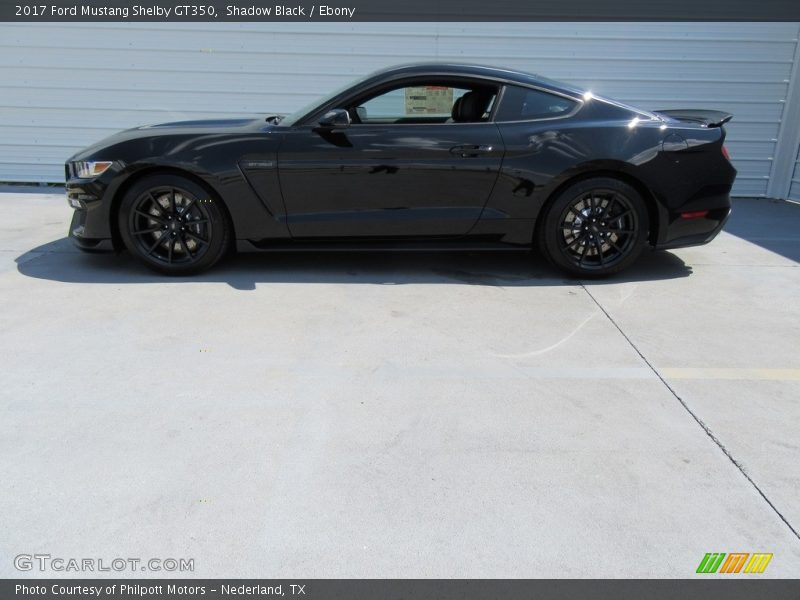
118, 174, 231, 275
539, 177, 648, 277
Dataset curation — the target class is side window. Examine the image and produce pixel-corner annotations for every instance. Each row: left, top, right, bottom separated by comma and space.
352, 84, 495, 124
495, 85, 577, 121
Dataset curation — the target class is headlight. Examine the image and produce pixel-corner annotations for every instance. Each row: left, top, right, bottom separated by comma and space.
72, 160, 113, 178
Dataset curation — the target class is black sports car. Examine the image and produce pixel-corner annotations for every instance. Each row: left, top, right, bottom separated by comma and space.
65, 63, 736, 276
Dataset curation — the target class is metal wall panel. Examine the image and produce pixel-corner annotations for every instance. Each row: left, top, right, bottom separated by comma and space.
0, 22, 798, 197
791, 147, 800, 200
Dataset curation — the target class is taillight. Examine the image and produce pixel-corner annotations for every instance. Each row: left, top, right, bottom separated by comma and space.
681, 210, 710, 220
721, 145, 731, 161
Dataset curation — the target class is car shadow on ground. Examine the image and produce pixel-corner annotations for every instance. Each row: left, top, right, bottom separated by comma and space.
724, 197, 800, 263
16, 238, 692, 290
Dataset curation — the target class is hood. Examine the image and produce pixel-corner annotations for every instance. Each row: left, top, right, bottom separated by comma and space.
135, 116, 279, 131
68, 116, 279, 161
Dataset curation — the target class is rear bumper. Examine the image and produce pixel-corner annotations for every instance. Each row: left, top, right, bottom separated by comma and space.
654, 191, 732, 250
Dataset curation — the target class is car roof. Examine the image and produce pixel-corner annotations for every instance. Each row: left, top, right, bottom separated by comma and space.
364, 62, 587, 97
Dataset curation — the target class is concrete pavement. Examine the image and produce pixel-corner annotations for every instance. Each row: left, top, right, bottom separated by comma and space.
1, 191, 798, 577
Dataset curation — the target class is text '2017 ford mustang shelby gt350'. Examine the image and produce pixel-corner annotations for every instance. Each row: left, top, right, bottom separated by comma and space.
66, 63, 736, 277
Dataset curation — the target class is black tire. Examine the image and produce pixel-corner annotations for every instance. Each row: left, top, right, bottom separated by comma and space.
537, 177, 649, 277
118, 173, 231, 275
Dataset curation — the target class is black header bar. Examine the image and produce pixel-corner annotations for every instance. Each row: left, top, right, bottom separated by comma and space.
1, 0, 800, 21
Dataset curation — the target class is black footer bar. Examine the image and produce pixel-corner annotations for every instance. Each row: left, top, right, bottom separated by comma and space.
3, 579, 800, 600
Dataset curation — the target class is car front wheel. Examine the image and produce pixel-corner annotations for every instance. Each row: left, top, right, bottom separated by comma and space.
118, 174, 231, 275
538, 177, 648, 277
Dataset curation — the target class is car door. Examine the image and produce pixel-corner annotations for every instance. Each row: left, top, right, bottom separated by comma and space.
276, 83, 505, 238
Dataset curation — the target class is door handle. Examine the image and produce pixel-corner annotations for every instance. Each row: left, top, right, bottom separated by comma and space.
449, 144, 494, 157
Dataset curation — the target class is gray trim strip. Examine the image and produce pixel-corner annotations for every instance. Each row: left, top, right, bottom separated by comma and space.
767, 24, 800, 200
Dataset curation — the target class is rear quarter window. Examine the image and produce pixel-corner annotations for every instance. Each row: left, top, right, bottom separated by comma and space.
495, 86, 577, 121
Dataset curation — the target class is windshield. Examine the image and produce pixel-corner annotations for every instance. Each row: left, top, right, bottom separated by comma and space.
279, 73, 372, 126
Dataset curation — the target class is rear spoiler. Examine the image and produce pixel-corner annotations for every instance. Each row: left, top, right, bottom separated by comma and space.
654, 109, 733, 128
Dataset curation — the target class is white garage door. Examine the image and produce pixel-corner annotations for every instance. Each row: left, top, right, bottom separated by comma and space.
1, 22, 798, 197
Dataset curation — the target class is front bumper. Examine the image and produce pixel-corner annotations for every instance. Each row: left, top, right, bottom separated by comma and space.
69, 210, 115, 252
65, 170, 118, 252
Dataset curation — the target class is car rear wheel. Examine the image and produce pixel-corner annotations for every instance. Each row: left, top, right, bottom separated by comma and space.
538, 177, 648, 277
118, 174, 231, 275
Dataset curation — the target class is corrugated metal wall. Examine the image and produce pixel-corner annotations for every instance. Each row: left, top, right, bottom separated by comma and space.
1, 22, 799, 197
792, 147, 800, 200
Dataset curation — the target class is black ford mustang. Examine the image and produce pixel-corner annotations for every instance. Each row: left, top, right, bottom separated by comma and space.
66, 63, 736, 276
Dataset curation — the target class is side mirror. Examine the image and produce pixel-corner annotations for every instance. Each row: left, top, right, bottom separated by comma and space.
318, 108, 351, 129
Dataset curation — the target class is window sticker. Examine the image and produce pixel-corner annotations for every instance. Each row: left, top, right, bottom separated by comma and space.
405, 86, 454, 115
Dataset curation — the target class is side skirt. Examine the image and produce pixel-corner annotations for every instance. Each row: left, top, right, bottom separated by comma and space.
235, 239, 532, 253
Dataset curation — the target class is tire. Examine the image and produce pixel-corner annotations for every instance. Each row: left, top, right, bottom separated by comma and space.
118, 173, 231, 275
537, 177, 649, 277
